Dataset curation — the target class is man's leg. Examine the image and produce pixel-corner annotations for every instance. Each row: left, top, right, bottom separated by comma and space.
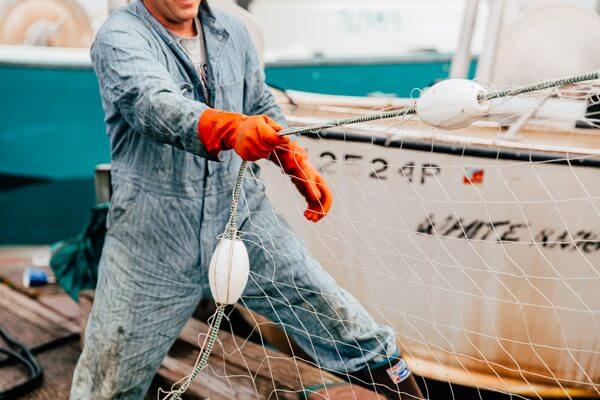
238, 194, 423, 399
70, 235, 203, 400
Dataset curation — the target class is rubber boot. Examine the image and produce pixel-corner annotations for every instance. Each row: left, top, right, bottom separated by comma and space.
346, 357, 425, 399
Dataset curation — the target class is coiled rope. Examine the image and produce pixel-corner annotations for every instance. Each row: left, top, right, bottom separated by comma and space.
166, 70, 599, 399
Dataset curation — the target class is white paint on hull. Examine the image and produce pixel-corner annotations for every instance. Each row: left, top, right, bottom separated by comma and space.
260, 133, 600, 390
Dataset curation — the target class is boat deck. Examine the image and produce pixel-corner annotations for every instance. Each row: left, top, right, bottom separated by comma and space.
279, 93, 600, 159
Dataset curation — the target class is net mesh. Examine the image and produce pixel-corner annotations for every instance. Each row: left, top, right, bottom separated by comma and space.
161, 81, 600, 399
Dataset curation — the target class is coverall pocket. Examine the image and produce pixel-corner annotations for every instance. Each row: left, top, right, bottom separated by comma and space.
215, 80, 244, 110
107, 182, 141, 233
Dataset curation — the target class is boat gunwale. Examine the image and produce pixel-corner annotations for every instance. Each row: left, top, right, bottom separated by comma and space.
0, 44, 460, 69
264, 52, 462, 67
0, 45, 91, 69
286, 115, 600, 168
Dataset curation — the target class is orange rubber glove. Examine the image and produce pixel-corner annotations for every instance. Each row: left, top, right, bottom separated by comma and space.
198, 109, 289, 161
270, 141, 333, 222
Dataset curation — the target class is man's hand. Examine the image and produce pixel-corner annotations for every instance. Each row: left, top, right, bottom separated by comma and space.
270, 141, 333, 222
198, 109, 289, 161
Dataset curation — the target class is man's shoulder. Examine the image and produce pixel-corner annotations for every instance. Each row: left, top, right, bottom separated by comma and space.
211, 7, 250, 40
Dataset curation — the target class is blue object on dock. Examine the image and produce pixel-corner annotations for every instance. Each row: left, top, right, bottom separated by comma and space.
22, 267, 55, 288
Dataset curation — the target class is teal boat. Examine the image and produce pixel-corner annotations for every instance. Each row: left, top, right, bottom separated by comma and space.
0, 45, 474, 243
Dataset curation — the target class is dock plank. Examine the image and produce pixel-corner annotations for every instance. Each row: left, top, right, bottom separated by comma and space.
0, 284, 79, 334
160, 340, 300, 400
160, 316, 347, 399
0, 284, 165, 399
0, 285, 80, 399
180, 318, 342, 391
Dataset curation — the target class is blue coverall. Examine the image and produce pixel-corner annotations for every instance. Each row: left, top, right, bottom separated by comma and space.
70, 1, 398, 398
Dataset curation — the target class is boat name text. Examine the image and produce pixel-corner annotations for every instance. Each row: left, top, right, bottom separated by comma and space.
416, 214, 600, 254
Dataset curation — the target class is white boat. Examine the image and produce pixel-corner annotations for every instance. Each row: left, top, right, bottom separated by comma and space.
259, 1, 600, 396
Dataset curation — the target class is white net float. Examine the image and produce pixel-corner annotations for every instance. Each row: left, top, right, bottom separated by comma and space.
416, 79, 490, 130
208, 238, 250, 305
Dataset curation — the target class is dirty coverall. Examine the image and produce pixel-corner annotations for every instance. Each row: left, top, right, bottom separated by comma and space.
71, 1, 398, 398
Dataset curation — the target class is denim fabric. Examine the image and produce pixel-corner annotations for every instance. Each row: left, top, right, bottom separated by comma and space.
71, 1, 397, 398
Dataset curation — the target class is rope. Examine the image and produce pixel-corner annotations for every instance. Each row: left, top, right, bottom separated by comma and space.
224, 161, 248, 240
165, 165, 248, 399
280, 106, 417, 138
167, 305, 226, 400
167, 70, 600, 399
480, 71, 600, 101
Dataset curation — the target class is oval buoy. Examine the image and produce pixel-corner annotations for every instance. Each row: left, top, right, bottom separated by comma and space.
208, 238, 250, 305
416, 79, 490, 130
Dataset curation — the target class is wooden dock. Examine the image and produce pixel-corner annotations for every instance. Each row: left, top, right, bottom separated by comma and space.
0, 246, 379, 399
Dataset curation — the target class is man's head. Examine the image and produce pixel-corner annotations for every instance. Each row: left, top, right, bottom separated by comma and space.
144, 0, 201, 26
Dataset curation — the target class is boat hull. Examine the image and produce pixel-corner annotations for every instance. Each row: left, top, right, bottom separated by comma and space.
0, 63, 107, 243
260, 131, 600, 392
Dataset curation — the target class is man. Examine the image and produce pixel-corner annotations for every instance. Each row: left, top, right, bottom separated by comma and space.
71, 0, 424, 399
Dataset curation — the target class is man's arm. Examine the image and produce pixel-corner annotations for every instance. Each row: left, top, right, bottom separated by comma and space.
241, 28, 286, 127
237, 26, 332, 221
91, 27, 214, 159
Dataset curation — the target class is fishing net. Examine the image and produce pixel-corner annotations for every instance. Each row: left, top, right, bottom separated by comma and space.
161, 75, 600, 399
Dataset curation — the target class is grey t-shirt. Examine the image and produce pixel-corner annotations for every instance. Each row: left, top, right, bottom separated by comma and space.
171, 18, 209, 101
